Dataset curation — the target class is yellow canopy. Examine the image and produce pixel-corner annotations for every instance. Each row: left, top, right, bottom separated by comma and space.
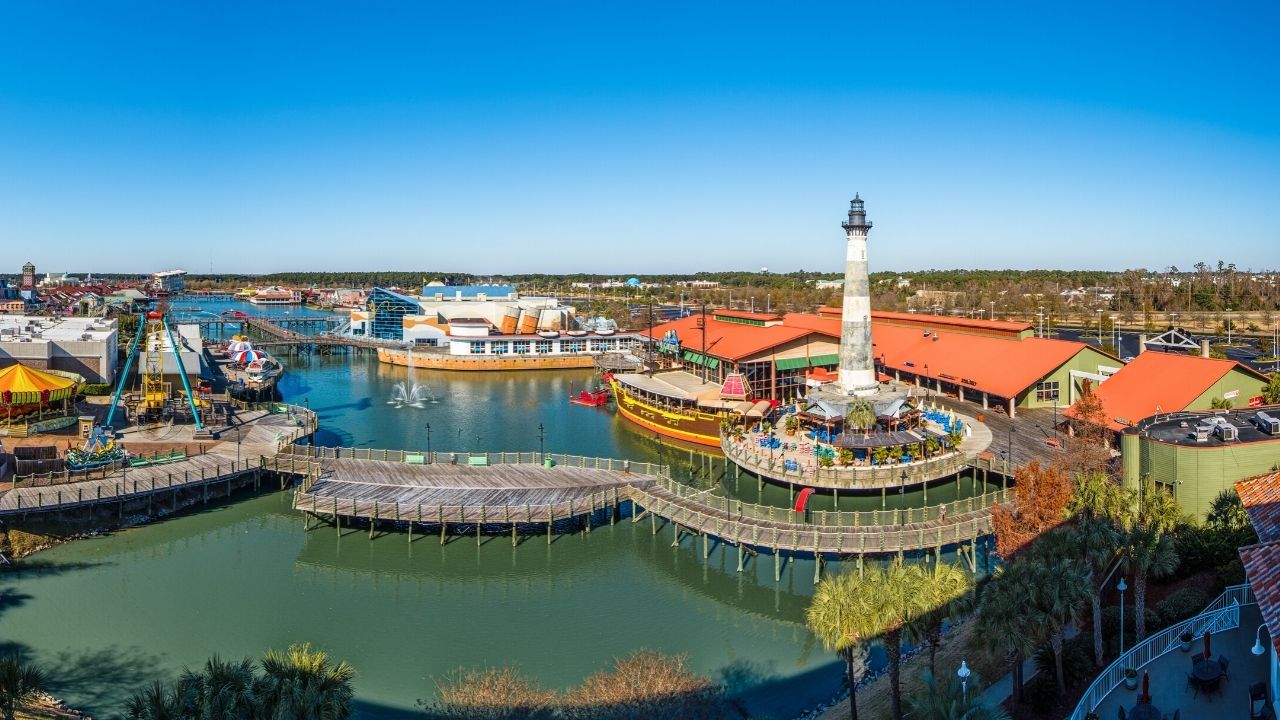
0, 364, 77, 404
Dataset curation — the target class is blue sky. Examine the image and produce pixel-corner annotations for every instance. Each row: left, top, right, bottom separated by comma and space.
1, 1, 1277, 275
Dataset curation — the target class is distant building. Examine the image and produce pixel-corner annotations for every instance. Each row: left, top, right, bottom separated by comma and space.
151, 269, 187, 294
20, 261, 35, 289
0, 315, 118, 383
813, 279, 844, 290
349, 286, 577, 343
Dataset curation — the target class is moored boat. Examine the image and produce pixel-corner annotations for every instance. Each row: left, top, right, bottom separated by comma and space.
608, 370, 756, 447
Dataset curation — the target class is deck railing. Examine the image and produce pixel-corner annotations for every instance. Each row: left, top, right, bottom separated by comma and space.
3, 457, 264, 513
720, 437, 991, 490
276, 445, 669, 479
1067, 583, 1255, 720
293, 484, 629, 525
651, 474, 1010, 529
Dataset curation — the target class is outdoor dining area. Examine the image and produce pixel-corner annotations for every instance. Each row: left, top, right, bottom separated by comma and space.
1087, 603, 1271, 720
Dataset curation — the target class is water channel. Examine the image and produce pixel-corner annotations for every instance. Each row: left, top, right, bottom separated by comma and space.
3, 301, 999, 719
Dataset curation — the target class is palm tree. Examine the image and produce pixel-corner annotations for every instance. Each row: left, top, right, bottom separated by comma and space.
1067, 473, 1128, 667
863, 563, 931, 720
973, 567, 1040, 709
1028, 556, 1091, 694
905, 563, 974, 679
258, 643, 356, 720
1126, 480, 1183, 641
179, 655, 259, 720
845, 399, 876, 437
904, 671, 1011, 720
126, 680, 183, 720
807, 572, 873, 720
0, 655, 45, 720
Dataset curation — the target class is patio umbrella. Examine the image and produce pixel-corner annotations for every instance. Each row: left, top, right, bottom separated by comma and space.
228, 340, 253, 352
232, 349, 266, 363
1204, 630, 1211, 659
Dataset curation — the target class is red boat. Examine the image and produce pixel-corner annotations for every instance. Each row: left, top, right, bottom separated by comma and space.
221, 310, 249, 318
570, 388, 610, 407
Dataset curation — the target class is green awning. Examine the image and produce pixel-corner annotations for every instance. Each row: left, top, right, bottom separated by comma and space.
681, 350, 720, 369
774, 357, 810, 371
775, 354, 840, 371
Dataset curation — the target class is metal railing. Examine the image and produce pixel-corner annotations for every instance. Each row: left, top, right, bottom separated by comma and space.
651, 473, 1010, 529
2, 457, 263, 514
721, 436, 986, 490
1068, 583, 1255, 720
276, 445, 669, 478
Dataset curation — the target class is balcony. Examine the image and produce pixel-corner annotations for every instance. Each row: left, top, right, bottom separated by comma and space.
1070, 585, 1270, 720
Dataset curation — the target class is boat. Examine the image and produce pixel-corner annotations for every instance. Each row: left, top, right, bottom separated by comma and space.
221, 310, 249, 318
607, 370, 750, 447
537, 330, 560, 338
570, 387, 610, 407
248, 287, 302, 305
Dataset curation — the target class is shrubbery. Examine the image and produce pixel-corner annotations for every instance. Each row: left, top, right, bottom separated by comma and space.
1155, 587, 1209, 626
79, 383, 112, 396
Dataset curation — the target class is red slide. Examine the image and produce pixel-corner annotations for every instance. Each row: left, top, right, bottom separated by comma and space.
794, 487, 815, 513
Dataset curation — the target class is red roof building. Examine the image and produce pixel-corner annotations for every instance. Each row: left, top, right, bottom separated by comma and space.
1065, 351, 1269, 431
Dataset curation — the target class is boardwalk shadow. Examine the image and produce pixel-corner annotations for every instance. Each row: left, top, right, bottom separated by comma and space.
0, 588, 32, 620
41, 644, 169, 715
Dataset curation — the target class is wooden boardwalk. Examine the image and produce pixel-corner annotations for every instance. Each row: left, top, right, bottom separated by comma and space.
0, 405, 316, 516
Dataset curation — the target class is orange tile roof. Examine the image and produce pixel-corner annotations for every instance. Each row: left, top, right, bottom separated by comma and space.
711, 309, 783, 321
1239, 540, 1280, 655
872, 310, 1034, 333
868, 322, 1094, 399
1236, 472, 1280, 542
645, 314, 832, 362
1065, 351, 1267, 430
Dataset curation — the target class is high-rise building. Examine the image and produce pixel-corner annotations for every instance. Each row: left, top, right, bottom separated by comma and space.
20, 261, 35, 289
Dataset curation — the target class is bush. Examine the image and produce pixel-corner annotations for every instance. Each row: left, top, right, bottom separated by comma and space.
561, 650, 729, 720
1218, 558, 1246, 587
1156, 588, 1209, 625
1024, 672, 1061, 714
1032, 636, 1093, 689
1174, 522, 1254, 575
79, 383, 112, 396
424, 667, 557, 720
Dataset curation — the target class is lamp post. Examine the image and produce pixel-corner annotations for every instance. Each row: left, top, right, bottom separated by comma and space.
1037, 306, 1045, 338
924, 364, 930, 401
1111, 315, 1119, 354
538, 423, 546, 463
424, 421, 431, 459
1096, 308, 1104, 344
1252, 623, 1270, 656
899, 470, 907, 525
1227, 307, 1232, 345
990, 301, 995, 321
1118, 577, 1128, 656
957, 659, 971, 705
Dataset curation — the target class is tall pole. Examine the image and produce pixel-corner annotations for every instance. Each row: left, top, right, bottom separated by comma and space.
538, 423, 545, 462
700, 303, 708, 382
647, 301, 655, 378
425, 422, 431, 457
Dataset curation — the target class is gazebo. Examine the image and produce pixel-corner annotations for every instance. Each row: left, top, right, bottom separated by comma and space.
0, 364, 81, 426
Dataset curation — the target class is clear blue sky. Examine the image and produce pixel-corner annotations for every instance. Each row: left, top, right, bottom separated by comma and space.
1, 1, 1277, 275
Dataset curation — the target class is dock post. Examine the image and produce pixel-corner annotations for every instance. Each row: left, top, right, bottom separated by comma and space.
440, 518, 446, 545
512, 523, 517, 547
408, 522, 412, 544
651, 509, 656, 535
547, 507, 554, 545
813, 554, 822, 585
737, 543, 744, 573
703, 532, 709, 559
773, 548, 780, 582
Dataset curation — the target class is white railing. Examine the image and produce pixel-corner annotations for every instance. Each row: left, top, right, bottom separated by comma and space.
1068, 583, 1255, 720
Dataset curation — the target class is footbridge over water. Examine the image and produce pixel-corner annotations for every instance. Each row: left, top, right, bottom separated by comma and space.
275, 446, 1007, 575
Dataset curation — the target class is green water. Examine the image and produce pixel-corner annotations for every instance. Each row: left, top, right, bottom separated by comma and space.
2, 353, 991, 719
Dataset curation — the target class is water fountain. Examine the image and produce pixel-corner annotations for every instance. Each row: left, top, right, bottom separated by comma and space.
387, 347, 439, 408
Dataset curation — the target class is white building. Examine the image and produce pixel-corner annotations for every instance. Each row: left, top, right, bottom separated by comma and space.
0, 315, 119, 383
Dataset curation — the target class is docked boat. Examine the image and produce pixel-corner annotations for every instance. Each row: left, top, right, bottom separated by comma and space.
607, 370, 760, 447
247, 287, 302, 305
569, 387, 610, 407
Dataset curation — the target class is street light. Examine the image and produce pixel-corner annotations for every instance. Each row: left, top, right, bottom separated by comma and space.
957, 659, 971, 705
424, 421, 431, 459
1118, 577, 1128, 656
990, 301, 995, 321
1096, 308, 1104, 344
924, 364, 930, 400
1253, 623, 1270, 656
1226, 307, 1233, 345
538, 423, 546, 462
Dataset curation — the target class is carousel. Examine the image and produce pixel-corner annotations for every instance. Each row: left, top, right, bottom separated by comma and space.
0, 363, 82, 430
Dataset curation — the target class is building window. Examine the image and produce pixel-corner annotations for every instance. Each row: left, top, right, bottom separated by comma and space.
513, 340, 530, 354
535, 340, 553, 354
1035, 380, 1060, 403
469, 341, 486, 355
492, 341, 509, 355
566, 341, 585, 353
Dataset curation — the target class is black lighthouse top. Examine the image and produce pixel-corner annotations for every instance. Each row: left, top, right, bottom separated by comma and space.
842, 193, 872, 232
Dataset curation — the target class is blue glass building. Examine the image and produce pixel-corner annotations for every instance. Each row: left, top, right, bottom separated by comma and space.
364, 287, 421, 340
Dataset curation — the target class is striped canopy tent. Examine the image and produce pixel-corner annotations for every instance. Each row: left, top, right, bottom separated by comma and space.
232, 349, 266, 363
227, 340, 254, 353
0, 364, 80, 424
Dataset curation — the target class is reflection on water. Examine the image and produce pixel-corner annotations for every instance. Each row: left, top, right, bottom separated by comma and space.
5, 354, 861, 719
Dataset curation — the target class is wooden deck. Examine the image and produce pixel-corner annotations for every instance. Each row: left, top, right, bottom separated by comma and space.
297, 458, 655, 522
0, 405, 316, 515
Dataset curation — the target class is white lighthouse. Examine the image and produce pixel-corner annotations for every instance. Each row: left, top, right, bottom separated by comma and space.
837, 194, 877, 396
